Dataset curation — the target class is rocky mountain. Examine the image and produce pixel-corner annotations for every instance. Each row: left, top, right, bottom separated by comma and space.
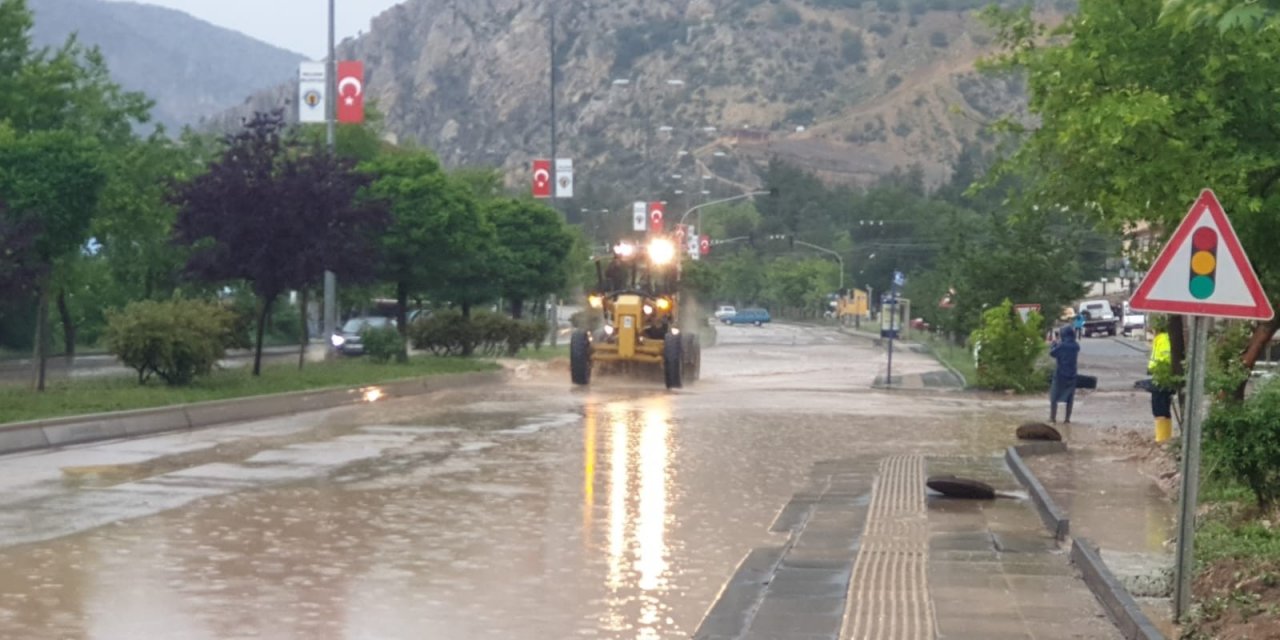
225, 0, 1061, 197
29, 0, 305, 131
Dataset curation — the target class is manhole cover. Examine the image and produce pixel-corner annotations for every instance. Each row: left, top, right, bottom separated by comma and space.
1016, 422, 1063, 441
926, 475, 996, 500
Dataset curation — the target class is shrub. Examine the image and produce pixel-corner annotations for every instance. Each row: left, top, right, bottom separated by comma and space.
1204, 378, 1280, 508
408, 309, 542, 357
105, 299, 236, 386
409, 309, 478, 356
968, 300, 1046, 392
361, 325, 405, 364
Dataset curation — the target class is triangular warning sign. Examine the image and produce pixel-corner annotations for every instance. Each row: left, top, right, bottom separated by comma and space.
1130, 189, 1273, 320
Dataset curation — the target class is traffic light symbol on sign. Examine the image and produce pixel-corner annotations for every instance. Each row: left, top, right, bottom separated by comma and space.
1189, 227, 1217, 300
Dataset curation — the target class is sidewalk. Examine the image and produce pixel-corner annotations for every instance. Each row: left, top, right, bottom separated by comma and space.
695, 454, 1126, 640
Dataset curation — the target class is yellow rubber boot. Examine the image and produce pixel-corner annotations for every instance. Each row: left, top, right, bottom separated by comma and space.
1155, 417, 1172, 443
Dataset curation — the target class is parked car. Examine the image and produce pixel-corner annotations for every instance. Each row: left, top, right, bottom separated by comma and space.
1078, 299, 1118, 337
713, 305, 737, 320
723, 308, 771, 326
331, 316, 396, 355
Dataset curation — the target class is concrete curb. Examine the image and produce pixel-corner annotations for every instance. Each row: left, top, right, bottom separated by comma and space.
0, 370, 505, 456
1072, 538, 1166, 640
1005, 446, 1070, 542
1109, 337, 1152, 355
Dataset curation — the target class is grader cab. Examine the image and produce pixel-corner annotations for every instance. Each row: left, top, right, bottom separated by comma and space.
570, 237, 701, 389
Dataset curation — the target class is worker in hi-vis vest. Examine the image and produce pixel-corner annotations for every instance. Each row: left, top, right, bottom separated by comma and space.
1147, 317, 1174, 442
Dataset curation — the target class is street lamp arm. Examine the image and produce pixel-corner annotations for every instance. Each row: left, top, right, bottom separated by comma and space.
678, 190, 771, 226
792, 239, 845, 290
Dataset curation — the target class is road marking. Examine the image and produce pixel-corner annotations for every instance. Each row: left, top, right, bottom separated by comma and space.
843, 455, 936, 640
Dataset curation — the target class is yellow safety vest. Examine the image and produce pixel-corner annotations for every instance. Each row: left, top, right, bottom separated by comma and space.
1148, 332, 1171, 373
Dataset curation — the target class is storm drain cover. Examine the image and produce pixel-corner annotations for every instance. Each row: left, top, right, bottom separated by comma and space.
1016, 422, 1063, 441
926, 475, 996, 500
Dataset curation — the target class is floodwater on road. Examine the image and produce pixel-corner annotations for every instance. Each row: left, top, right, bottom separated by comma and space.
0, 324, 1147, 639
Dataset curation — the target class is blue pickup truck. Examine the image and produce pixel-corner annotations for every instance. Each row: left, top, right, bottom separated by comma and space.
722, 308, 772, 326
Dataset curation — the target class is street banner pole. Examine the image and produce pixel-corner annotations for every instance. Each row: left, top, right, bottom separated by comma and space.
1173, 315, 1209, 618
322, 0, 338, 349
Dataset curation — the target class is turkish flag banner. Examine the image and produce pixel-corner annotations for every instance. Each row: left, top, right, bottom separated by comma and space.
532, 159, 552, 198
675, 224, 687, 247
337, 61, 365, 123
699, 235, 711, 256
649, 202, 665, 234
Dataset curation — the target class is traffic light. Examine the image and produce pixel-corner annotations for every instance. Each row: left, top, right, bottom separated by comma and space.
1189, 227, 1217, 300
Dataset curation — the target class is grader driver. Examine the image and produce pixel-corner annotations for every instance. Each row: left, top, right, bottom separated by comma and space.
570, 237, 701, 389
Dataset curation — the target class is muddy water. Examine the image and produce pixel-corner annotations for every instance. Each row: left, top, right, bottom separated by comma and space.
0, 325, 1099, 639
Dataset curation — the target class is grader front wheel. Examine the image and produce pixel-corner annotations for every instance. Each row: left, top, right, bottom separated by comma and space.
570, 330, 591, 386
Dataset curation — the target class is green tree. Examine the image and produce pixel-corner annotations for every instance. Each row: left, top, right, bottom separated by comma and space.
0, 127, 106, 389
981, 0, 1280, 396
487, 198, 575, 318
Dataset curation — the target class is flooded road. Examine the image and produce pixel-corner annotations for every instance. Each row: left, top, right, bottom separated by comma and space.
0, 324, 1119, 639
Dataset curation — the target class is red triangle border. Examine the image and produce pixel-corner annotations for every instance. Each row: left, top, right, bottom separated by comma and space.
1129, 189, 1273, 320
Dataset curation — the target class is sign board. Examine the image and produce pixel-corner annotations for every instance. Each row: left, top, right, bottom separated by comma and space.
532, 160, 552, 199
555, 158, 573, 198
1014, 303, 1042, 325
880, 301, 899, 339
1130, 189, 1273, 320
298, 62, 326, 124
893, 271, 906, 288
687, 226, 698, 261
632, 202, 648, 232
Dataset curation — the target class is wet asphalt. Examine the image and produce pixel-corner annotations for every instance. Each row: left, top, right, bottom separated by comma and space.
0, 324, 1142, 639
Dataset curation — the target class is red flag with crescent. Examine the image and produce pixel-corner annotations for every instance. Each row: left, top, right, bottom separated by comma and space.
337, 61, 364, 124
699, 235, 711, 256
649, 202, 665, 234
532, 159, 552, 198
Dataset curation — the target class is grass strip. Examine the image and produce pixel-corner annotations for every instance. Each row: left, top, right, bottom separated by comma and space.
0, 356, 499, 425
922, 334, 976, 388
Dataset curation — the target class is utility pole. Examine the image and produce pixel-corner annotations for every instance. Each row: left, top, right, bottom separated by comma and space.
547, 0, 559, 347
322, 0, 338, 347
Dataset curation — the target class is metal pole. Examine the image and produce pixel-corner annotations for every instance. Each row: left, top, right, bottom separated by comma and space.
886, 297, 896, 388
322, 0, 338, 346
547, 0, 559, 347
1174, 315, 1210, 619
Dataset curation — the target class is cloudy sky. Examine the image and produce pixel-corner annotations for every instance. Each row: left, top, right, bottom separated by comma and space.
113, 0, 405, 58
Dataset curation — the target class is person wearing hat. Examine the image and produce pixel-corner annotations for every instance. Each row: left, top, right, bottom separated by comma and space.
1049, 325, 1081, 423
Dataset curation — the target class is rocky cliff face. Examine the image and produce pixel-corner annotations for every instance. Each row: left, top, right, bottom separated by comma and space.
227, 0, 1048, 195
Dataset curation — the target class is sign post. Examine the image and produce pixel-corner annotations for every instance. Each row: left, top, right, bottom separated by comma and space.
1128, 189, 1273, 619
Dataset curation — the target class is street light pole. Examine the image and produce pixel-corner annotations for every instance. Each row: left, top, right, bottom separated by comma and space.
322, 0, 338, 345
678, 190, 771, 227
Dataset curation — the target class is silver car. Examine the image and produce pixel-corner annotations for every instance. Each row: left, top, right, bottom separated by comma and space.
330, 316, 395, 356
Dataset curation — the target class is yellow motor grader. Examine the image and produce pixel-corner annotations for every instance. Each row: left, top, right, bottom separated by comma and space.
570, 237, 701, 389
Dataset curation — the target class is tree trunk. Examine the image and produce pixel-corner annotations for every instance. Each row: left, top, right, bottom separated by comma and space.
1235, 317, 1280, 400
31, 286, 49, 392
56, 290, 75, 365
395, 281, 410, 362
511, 297, 525, 320
254, 296, 274, 377
298, 288, 309, 370
1169, 314, 1187, 378
461, 301, 472, 320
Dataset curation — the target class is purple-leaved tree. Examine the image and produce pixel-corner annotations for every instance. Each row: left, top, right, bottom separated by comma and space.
172, 111, 387, 375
